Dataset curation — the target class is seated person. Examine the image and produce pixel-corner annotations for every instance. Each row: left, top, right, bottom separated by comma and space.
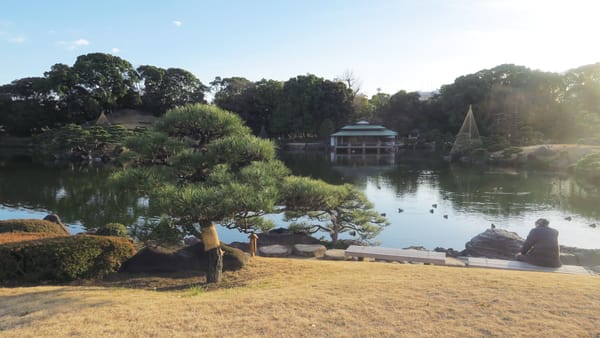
515, 218, 562, 267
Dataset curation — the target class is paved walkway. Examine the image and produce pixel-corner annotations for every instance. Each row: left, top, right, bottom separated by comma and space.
465, 257, 594, 276
343, 246, 595, 275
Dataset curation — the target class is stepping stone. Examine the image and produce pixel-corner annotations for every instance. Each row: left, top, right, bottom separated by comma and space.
259, 244, 292, 257
293, 244, 327, 257
323, 249, 347, 260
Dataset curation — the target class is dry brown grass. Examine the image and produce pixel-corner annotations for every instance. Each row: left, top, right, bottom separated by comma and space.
1, 258, 599, 337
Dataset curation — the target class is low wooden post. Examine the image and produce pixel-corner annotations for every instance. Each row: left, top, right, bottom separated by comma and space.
248, 232, 258, 257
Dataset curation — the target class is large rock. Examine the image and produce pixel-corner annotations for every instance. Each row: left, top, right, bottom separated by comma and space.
43, 214, 63, 225
43, 214, 70, 234
462, 229, 524, 259
293, 244, 327, 257
119, 242, 246, 273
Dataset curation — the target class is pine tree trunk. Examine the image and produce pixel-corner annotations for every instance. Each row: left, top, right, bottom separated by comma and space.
331, 212, 339, 246
201, 222, 223, 283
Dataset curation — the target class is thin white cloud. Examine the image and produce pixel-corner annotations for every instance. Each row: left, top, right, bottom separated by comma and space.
8, 36, 25, 43
172, 20, 182, 27
0, 22, 25, 44
57, 38, 90, 50
111, 47, 120, 53
73, 38, 89, 46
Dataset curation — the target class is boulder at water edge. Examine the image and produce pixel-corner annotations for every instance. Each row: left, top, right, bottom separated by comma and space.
462, 228, 524, 259
43, 214, 70, 234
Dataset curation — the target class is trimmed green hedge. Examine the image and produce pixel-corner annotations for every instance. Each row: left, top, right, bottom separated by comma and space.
0, 219, 70, 235
0, 235, 135, 284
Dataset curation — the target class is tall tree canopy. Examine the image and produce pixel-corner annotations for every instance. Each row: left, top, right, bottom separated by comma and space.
138, 65, 206, 115
0, 54, 209, 135
0, 77, 57, 135
271, 74, 353, 138
70, 53, 140, 114
211, 77, 283, 135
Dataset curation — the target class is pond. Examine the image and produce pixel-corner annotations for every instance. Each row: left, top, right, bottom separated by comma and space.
1, 151, 599, 250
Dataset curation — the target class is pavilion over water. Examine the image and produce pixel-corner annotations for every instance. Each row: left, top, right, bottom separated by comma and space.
330, 120, 398, 154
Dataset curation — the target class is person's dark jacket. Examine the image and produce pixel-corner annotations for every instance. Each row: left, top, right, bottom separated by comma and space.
520, 225, 561, 267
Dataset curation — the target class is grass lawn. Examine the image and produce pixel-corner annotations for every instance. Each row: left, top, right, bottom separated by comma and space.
1, 257, 599, 337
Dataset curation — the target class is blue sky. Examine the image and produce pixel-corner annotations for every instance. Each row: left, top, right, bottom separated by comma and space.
2, 0, 599, 96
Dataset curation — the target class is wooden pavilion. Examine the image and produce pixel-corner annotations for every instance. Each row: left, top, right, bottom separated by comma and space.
330, 120, 398, 154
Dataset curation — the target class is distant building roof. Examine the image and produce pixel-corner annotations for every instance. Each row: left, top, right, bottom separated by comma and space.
331, 120, 398, 137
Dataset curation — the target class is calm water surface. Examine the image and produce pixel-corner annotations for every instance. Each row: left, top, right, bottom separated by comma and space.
1, 151, 599, 250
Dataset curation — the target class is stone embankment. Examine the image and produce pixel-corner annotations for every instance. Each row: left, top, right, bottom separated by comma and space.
489, 144, 600, 169
233, 227, 600, 272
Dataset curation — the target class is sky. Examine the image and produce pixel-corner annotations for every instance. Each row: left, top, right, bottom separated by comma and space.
1, 0, 600, 96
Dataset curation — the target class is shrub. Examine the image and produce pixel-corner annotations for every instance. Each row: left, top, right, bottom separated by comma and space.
132, 216, 184, 246
96, 223, 128, 237
0, 235, 135, 284
501, 147, 523, 159
483, 135, 510, 152
0, 219, 69, 235
468, 147, 488, 161
32, 123, 133, 161
0, 232, 65, 245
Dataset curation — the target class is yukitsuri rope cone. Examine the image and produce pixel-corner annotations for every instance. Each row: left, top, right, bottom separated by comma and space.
450, 104, 483, 157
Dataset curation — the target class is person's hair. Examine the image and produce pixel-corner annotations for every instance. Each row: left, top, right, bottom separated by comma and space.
535, 218, 549, 227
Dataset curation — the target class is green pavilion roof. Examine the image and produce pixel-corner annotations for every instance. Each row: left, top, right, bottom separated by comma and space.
339, 124, 388, 130
331, 130, 398, 137
331, 120, 398, 137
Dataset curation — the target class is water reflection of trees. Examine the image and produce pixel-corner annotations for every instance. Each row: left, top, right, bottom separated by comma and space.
437, 165, 600, 219
326, 152, 600, 220
0, 159, 154, 228
379, 152, 448, 196
2, 153, 599, 229
278, 151, 347, 185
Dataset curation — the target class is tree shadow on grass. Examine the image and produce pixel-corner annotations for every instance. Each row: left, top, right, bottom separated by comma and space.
0, 287, 113, 331
71, 268, 251, 292
72, 270, 208, 291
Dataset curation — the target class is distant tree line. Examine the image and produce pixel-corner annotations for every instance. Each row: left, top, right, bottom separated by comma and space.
0, 53, 206, 136
1, 53, 599, 148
